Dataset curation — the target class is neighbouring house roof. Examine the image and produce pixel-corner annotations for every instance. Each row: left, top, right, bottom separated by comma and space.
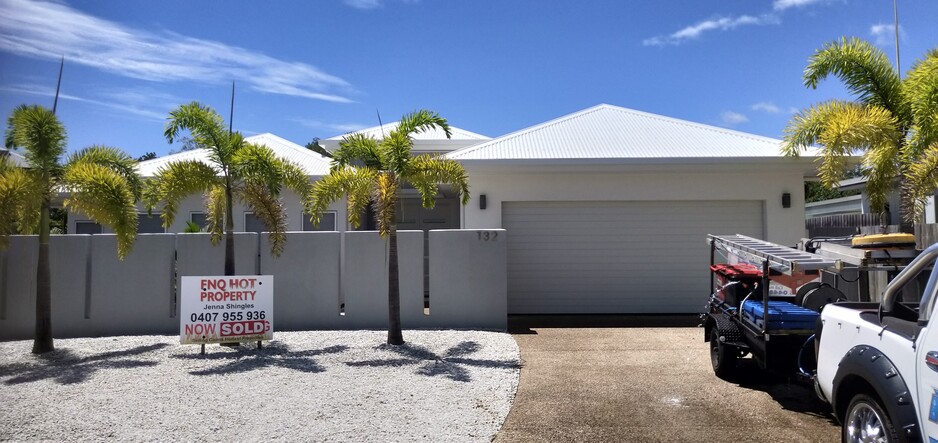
320, 121, 490, 154
805, 194, 863, 218
0, 149, 27, 167
137, 133, 332, 177
446, 104, 819, 163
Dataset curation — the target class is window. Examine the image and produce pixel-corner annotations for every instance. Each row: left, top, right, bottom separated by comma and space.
244, 212, 265, 233
190, 212, 208, 230
75, 221, 102, 234
137, 212, 165, 233
304, 211, 337, 231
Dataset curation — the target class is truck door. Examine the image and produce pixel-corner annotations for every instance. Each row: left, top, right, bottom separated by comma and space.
916, 263, 938, 440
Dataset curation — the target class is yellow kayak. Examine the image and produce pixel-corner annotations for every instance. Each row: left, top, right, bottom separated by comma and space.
851, 233, 916, 248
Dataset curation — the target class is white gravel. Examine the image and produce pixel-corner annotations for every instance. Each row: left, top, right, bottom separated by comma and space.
0, 330, 521, 442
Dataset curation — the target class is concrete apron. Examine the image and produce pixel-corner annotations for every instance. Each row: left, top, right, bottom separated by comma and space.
496, 316, 839, 443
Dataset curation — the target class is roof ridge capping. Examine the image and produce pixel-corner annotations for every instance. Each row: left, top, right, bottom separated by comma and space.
447, 103, 813, 160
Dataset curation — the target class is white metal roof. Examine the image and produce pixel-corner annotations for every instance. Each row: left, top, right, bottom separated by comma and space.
137, 133, 331, 177
447, 104, 816, 162
326, 121, 489, 141
1, 149, 27, 167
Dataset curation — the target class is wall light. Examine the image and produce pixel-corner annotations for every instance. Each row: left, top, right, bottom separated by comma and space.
782, 192, 791, 209
480, 194, 487, 210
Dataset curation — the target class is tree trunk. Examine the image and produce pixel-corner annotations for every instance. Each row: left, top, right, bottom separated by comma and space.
32, 190, 53, 354
224, 182, 235, 276
387, 224, 404, 345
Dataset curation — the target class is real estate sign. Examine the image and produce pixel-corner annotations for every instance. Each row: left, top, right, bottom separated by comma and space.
180, 275, 273, 344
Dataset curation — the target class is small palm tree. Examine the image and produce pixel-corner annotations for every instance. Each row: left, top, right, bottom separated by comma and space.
1, 104, 140, 353
782, 37, 938, 222
307, 110, 469, 345
144, 102, 310, 272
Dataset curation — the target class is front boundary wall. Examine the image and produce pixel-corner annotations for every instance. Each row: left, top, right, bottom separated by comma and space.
0, 230, 506, 340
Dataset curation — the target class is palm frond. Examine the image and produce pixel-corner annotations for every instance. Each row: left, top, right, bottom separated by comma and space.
804, 37, 907, 120
62, 162, 138, 259
232, 143, 283, 195
331, 133, 383, 169
903, 48, 938, 159
145, 159, 219, 229
405, 154, 471, 206
205, 184, 226, 246
4, 105, 66, 173
905, 140, 938, 220
782, 100, 853, 157
308, 166, 376, 229
67, 145, 143, 201
397, 109, 451, 138
0, 167, 44, 246
278, 158, 312, 200
239, 183, 288, 257
164, 102, 231, 166
372, 172, 398, 237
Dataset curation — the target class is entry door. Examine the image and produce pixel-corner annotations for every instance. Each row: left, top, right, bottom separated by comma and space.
397, 196, 460, 294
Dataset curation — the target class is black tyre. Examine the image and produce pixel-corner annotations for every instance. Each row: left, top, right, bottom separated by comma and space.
843, 393, 899, 443
709, 327, 737, 380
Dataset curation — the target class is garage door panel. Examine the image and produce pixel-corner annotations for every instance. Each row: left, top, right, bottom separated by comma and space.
504, 200, 763, 314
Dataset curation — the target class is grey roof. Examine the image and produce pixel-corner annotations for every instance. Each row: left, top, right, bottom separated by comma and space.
447, 104, 811, 162
137, 133, 331, 177
0, 149, 27, 167
326, 121, 489, 141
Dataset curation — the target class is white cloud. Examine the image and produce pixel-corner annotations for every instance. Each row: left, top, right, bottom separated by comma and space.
773, 0, 832, 11
752, 102, 781, 113
0, 0, 355, 103
292, 118, 368, 134
643, 14, 778, 47
0, 83, 168, 121
720, 111, 749, 125
344, 0, 383, 9
870, 23, 906, 47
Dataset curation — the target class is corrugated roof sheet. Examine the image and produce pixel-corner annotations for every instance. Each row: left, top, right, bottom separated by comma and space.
137, 133, 331, 177
447, 104, 806, 161
1, 149, 27, 167
327, 121, 489, 141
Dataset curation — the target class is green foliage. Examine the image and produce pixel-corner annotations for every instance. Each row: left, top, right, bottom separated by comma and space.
146, 102, 307, 256
784, 38, 938, 221
184, 220, 203, 233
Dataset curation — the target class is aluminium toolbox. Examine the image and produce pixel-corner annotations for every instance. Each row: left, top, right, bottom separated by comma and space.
741, 300, 819, 331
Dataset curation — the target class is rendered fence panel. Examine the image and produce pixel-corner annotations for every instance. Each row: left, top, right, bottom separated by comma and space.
397, 231, 429, 328
429, 229, 507, 330
342, 231, 423, 330
176, 232, 260, 278
89, 234, 176, 336
50, 235, 94, 338
260, 231, 341, 330
0, 236, 38, 340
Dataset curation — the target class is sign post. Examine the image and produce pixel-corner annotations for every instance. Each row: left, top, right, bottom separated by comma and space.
180, 276, 274, 350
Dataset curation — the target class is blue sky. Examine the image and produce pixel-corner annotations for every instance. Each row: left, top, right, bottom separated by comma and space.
1, 0, 936, 158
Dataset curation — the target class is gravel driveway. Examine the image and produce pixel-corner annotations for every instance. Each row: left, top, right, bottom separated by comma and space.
0, 330, 520, 442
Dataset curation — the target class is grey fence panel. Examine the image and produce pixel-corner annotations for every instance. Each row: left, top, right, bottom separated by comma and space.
429, 230, 507, 330
342, 231, 423, 330
176, 232, 260, 278
260, 232, 341, 330
50, 235, 94, 338
396, 231, 428, 329
88, 234, 176, 336
0, 236, 38, 340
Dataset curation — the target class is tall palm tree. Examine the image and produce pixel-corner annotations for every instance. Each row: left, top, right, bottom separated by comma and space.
144, 102, 310, 271
1, 104, 140, 353
782, 37, 938, 222
307, 110, 470, 345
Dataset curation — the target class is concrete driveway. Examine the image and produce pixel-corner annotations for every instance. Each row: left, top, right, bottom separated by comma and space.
495, 316, 840, 443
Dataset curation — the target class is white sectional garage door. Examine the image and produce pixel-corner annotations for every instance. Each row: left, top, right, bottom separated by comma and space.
503, 200, 764, 314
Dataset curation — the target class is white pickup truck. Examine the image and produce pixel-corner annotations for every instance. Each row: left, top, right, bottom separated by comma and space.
816, 242, 938, 442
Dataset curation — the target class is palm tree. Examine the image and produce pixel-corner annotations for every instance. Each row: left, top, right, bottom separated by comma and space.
144, 102, 310, 272
1, 104, 140, 353
307, 110, 469, 345
782, 37, 938, 223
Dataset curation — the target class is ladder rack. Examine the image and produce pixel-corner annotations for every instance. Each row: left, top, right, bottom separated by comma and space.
708, 234, 842, 275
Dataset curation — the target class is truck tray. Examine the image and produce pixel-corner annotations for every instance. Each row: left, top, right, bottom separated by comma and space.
741, 300, 819, 331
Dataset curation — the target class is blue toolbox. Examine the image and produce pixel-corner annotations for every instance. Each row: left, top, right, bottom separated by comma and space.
741, 300, 819, 331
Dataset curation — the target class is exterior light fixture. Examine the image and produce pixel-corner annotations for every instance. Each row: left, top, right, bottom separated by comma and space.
480, 194, 487, 210
782, 192, 791, 208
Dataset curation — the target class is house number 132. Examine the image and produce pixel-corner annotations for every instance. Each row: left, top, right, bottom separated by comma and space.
477, 231, 498, 241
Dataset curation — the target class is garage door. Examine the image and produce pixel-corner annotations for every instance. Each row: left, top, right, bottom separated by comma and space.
503, 200, 764, 314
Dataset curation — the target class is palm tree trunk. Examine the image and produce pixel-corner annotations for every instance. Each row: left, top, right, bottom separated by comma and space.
224, 180, 235, 276
387, 224, 404, 345
32, 191, 53, 354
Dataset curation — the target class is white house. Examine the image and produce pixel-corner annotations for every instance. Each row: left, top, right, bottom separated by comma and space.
446, 104, 818, 314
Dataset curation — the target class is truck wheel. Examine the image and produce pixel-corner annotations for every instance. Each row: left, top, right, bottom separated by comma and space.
709, 328, 736, 380
843, 393, 899, 443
